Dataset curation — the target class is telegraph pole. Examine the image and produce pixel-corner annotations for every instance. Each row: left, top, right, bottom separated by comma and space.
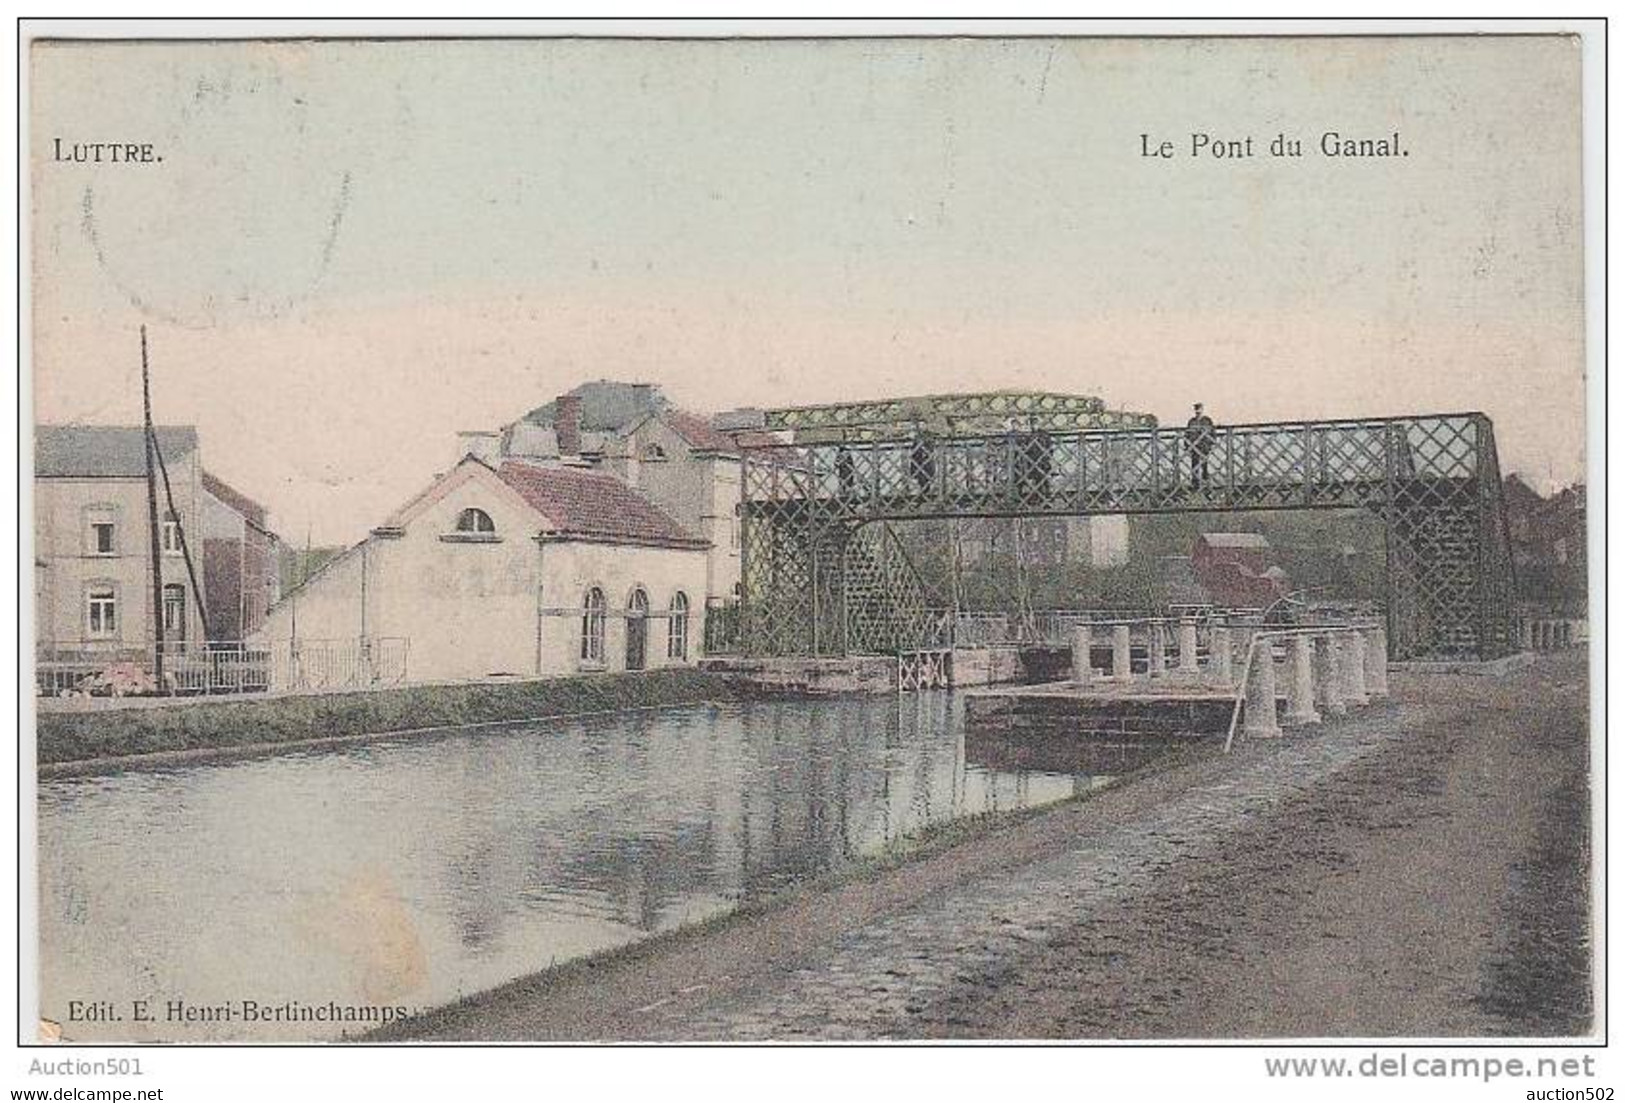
141, 326, 167, 691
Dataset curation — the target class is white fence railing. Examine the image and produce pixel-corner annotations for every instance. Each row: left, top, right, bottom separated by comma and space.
36, 638, 411, 698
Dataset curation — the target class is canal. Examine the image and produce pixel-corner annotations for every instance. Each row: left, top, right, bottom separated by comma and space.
38, 691, 1186, 1042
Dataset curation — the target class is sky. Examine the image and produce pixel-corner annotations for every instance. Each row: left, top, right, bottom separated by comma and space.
30, 35, 1586, 544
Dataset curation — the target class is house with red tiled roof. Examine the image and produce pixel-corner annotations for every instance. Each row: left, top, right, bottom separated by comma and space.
454, 380, 783, 608
251, 456, 709, 683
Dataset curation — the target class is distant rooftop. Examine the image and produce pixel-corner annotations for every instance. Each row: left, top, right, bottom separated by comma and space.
36, 424, 198, 479
202, 470, 271, 531
518, 380, 668, 432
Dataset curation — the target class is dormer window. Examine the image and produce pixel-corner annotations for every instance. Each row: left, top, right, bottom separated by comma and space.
441, 507, 500, 543
456, 508, 495, 534
642, 443, 668, 462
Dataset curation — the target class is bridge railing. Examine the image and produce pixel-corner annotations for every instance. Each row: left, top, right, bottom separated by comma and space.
740, 411, 1513, 663
743, 413, 1491, 520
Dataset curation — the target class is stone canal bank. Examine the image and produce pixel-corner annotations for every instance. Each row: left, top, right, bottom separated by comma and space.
380, 651, 1591, 1041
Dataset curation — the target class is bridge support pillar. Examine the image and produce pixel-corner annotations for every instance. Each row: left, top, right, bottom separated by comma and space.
1177, 620, 1199, 677
1148, 623, 1167, 679
1364, 626, 1389, 699
1209, 626, 1233, 686
1243, 636, 1281, 740
1111, 624, 1133, 681
1284, 635, 1321, 727
1342, 631, 1370, 707
1315, 633, 1347, 718
1071, 625, 1093, 685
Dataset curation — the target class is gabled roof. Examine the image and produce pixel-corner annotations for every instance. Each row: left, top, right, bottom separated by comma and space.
659, 409, 739, 454
619, 408, 782, 458
496, 461, 707, 549
36, 424, 198, 478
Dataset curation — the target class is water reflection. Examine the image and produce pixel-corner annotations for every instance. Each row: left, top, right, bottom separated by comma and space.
39, 692, 1142, 1041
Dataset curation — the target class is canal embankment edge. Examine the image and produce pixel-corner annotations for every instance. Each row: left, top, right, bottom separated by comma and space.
365, 734, 1224, 1042
35, 668, 746, 772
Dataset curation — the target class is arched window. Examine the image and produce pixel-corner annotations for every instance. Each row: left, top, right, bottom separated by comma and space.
455, 507, 495, 534
580, 587, 606, 664
667, 591, 690, 661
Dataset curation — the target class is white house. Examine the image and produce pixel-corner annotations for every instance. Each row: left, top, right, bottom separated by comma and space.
252, 456, 710, 683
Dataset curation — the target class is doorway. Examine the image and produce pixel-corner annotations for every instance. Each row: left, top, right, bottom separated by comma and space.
625, 587, 649, 670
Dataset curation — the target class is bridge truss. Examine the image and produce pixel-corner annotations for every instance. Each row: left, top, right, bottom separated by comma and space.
739, 410, 1516, 662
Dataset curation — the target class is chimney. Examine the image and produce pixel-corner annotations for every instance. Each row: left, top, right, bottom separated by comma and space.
555, 394, 582, 455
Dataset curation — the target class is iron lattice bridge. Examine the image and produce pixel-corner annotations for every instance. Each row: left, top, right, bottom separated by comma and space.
740, 412, 1515, 663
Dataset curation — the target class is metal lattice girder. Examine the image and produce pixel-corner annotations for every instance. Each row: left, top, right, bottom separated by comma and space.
759, 390, 1158, 440
742, 411, 1516, 662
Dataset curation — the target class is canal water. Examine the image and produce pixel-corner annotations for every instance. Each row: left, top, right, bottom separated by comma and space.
38, 692, 1179, 1042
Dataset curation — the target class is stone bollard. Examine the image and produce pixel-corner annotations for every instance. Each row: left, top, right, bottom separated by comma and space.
1364, 625, 1389, 699
1178, 619, 1199, 676
1209, 625, 1233, 687
1314, 633, 1347, 717
1112, 624, 1133, 680
1071, 625, 1093, 685
1242, 636, 1281, 740
1342, 631, 1370, 707
1148, 623, 1167, 679
1284, 634, 1321, 726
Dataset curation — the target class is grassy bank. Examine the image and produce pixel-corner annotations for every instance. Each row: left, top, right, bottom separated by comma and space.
36, 668, 739, 767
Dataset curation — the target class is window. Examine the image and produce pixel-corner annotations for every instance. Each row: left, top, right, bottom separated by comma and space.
86, 587, 117, 638
668, 591, 690, 661
580, 587, 606, 664
84, 505, 119, 556
642, 443, 668, 462
455, 508, 495, 534
162, 583, 187, 640
161, 514, 183, 555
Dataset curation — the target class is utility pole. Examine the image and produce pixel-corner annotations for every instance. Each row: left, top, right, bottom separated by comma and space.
140, 326, 167, 691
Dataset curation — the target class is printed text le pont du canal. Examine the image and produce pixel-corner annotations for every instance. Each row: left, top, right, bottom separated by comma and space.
1142, 131, 1408, 160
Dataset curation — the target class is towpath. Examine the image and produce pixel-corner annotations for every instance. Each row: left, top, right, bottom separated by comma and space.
382, 651, 1591, 1041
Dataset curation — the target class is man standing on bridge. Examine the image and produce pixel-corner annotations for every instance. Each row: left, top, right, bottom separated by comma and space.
1185, 402, 1217, 489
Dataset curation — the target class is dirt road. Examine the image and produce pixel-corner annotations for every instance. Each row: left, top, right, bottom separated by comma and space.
381, 651, 1591, 1041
